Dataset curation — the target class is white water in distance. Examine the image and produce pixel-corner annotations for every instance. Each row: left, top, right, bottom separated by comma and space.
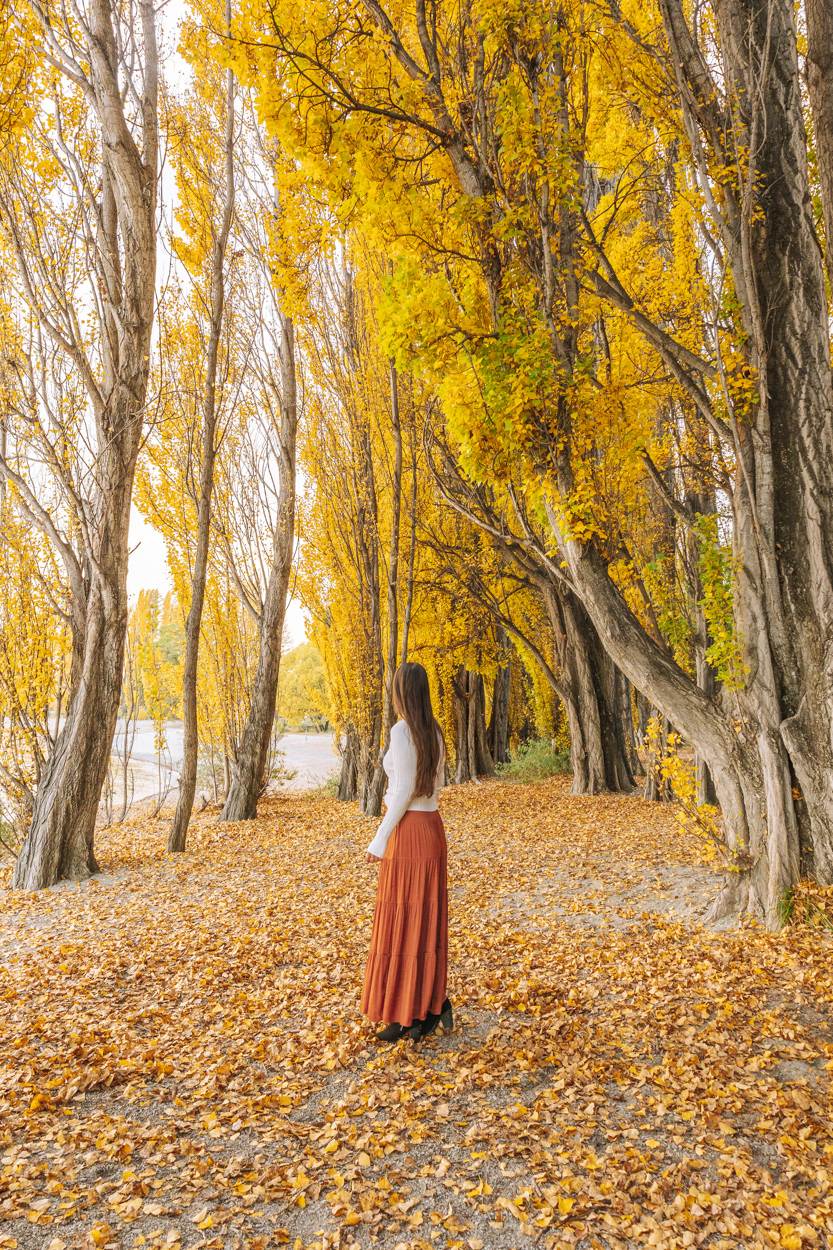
109, 721, 340, 806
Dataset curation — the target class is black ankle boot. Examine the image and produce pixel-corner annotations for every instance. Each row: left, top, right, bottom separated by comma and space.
375, 1020, 423, 1043
417, 998, 453, 1040
375, 1022, 405, 1042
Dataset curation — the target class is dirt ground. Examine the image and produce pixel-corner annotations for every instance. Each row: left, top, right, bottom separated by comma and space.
0, 778, 831, 1250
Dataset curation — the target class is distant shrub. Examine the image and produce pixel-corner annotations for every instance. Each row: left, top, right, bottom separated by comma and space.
312, 775, 339, 799
497, 738, 571, 782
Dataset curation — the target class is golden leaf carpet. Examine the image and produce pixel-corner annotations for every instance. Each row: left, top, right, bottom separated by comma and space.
0, 778, 831, 1250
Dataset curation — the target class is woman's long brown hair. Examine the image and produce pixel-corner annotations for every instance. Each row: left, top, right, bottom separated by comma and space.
392, 662, 444, 798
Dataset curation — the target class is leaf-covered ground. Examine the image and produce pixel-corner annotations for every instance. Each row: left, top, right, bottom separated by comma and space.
1, 778, 831, 1250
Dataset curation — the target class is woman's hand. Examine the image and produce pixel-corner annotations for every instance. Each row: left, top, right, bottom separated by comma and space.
366, 852, 381, 863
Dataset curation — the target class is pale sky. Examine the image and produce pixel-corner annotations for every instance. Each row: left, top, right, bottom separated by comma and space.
127, 506, 306, 645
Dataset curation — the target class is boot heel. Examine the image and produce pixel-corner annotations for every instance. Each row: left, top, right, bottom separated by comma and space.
440, 1000, 453, 1033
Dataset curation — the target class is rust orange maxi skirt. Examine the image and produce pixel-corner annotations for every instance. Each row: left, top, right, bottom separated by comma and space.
362, 810, 448, 1028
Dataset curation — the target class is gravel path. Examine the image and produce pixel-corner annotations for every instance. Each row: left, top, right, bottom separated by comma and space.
0, 779, 830, 1250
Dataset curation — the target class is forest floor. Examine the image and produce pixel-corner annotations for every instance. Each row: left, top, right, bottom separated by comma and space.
0, 778, 832, 1250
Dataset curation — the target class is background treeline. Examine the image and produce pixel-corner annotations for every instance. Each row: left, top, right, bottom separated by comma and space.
2, 0, 833, 927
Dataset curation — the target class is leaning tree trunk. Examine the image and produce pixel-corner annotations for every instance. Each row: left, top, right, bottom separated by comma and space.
11, 0, 158, 889
169, 29, 235, 853
221, 314, 298, 822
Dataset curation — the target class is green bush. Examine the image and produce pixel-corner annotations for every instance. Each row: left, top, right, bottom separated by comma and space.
311, 775, 340, 799
497, 738, 571, 782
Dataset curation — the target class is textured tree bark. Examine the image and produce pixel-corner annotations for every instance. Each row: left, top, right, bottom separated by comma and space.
13, 551, 121, 885
11, 0, 158, 889
473, 674, 494, 776
713, 0, 833, 893
488, 662, 511, 766
220, 313, 298, 821
544, 587, 634, 795
620, 677, 641, 783
170, 25, 235, 852
453, 669, 475, 783
807, 0, 833, 287
337, 723, 360, 801
684, 489, 719, 807
452, 669, 494, 781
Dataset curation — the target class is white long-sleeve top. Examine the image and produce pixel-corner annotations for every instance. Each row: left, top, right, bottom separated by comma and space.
366, 719, 444, 859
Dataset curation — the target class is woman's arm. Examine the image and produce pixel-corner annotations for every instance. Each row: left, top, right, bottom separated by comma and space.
366, 723, 416, 859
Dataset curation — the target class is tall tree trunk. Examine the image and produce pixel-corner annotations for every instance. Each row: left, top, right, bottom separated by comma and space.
170, 26, 235, 852
807, 0, 833, 288
221, 313, 298, 821
685, 489, 719, 807
366, 357, 404, 817
11, 0, 158, 889
488, 661, 511, 765
400, 428, 418, 662
453, 668, 494, 782
620, 677, 640, 781
338, 723, 360, 801
453, 668, 475, 783
473, 674, 494, 775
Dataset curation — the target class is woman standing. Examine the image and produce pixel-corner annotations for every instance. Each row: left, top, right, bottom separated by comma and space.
362, 662, 453, 1043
